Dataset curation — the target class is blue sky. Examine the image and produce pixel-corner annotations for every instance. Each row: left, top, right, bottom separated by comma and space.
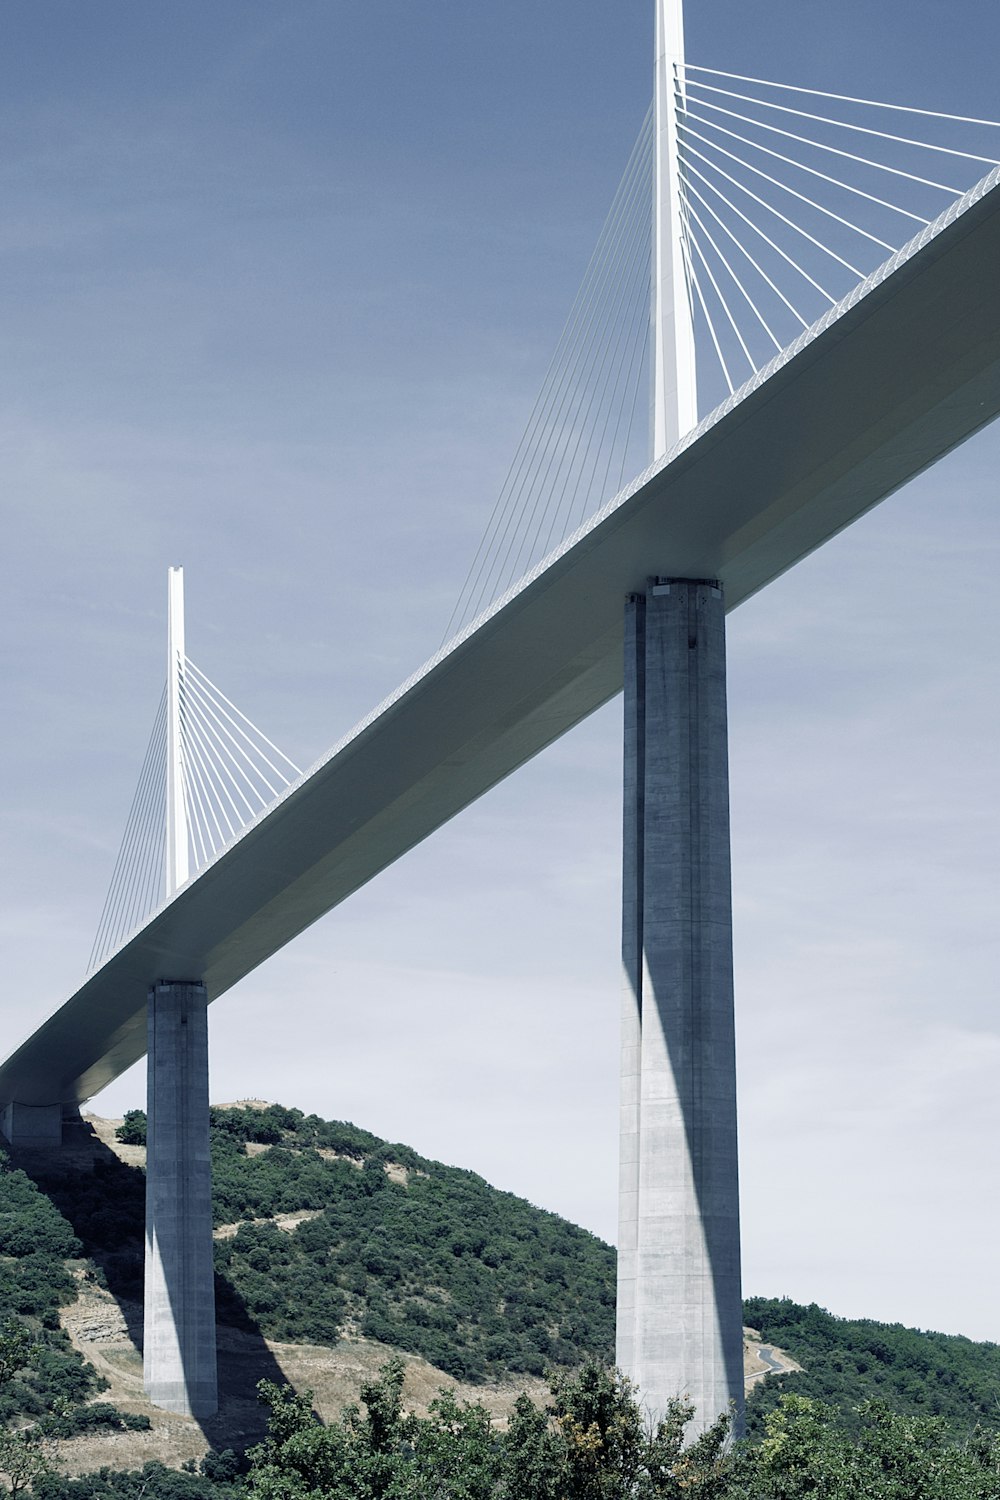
2, 1, 1000, 1345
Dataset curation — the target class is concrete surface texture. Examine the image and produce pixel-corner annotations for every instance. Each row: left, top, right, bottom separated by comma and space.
618, 579, 744, 1435
1, 1102, 64, 1143
144, 981, 218, 1417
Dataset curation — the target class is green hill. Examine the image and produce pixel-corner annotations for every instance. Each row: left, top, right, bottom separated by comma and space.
744, 1297, 1000, 1438
1, 1100, 999, 1460
209, 1103, 616, 1381
40, 1102, 615, 1386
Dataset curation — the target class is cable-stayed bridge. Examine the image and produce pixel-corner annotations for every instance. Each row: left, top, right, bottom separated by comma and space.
3, 0, 1000, 1434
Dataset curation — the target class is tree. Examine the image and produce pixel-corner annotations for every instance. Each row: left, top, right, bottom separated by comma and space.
246, 1364, 413, 1500
499, 1394, 564, 1500
546, 1363, 733, 1500
243, 1352, 1000, 1500
0, 1428, 53, 1497
0, 1323, 34, 1388
405, 1387, 499, 1500
550, 1362, 646, 1498
732, 1392, 1000, 1500
115, 1111, 147, 1147
0, 1322, 53, 1496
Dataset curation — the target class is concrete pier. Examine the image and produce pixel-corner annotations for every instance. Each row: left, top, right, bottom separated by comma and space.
1, 1102, 65, 1145
617, 579, 743, 1436
144, 980, 218, 1417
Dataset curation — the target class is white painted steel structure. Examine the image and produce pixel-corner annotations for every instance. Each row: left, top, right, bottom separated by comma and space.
652, 0, 697, 455
2, 163, 999, 1114
166, 568, 189, 897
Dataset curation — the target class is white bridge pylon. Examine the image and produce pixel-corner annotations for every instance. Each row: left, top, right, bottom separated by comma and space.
446, 20, 1000, 638
1, 0, 1000, 1430
166, 566, 189, 897
614, 0, 742, 1434
88, 570, 301, 974
652, 0, 698, 456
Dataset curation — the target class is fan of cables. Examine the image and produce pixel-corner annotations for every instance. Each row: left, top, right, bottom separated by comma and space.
445, 104, 655, 641
89, 661, 300, 972
675, 65, 1000, 409
445, 70, 1000, 645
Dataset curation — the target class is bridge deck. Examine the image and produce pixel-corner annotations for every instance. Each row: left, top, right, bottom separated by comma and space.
4, 169, 1000, 1107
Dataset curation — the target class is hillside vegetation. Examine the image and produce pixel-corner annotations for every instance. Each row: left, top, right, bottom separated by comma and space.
0, 1160, 148, 1446
25, 1355, 1000, 1500
745, 1297, 1000, 1438
1, 1100, 999, 1496
101, 1102, 614, 1384
205, 1104, 615, 1381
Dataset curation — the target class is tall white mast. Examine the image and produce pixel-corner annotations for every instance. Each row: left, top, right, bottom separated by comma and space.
652, 0, 697, 459
166, 566, 189, 896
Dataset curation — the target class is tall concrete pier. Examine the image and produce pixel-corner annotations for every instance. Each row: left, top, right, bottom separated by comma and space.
144, 980, 218, 1417
618, 579, 743, 1435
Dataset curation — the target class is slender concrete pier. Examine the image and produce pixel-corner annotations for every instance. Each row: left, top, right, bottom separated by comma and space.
618, 579, 743, 1435
144, 980, 218, 1417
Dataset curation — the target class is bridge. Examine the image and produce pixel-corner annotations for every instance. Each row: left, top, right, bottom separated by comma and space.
3, 0, 1000, 1434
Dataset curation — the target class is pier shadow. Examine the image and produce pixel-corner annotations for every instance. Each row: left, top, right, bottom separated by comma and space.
8, 1115, 291, 1453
